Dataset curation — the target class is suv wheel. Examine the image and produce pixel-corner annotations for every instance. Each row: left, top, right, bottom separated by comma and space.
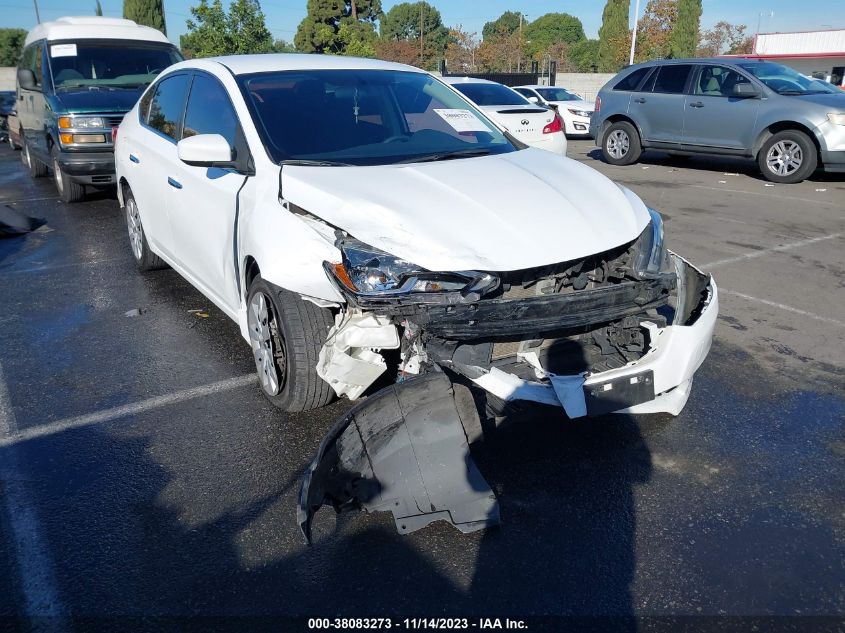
758, 130, 817, 184
51, 146, 86, 203
23, 135, 48, 178
601, 121, 642, 166
246, 276, 335, 412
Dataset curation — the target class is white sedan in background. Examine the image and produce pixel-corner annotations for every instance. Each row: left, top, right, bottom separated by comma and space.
442, 76, 566, 155
514, 85, 595, 137
115, 54, 716, 541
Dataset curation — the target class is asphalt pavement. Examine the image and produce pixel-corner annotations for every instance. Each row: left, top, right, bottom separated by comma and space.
0, 140, 843, 630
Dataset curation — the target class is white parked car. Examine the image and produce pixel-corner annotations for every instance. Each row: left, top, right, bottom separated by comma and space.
115, 55, 717, 540
442, 76, 567, 155
514, 85, 595, 137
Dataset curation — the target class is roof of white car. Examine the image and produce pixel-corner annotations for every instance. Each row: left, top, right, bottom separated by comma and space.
25, 16, 171, 46
440, 76, 500, 85
202, 54, 425, 76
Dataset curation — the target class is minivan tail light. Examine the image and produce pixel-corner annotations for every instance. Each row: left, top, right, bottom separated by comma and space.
542, 114, 562, 135
595, 95, 602, 112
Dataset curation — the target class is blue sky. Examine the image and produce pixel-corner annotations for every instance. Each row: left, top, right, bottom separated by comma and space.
3, 0, 840, 46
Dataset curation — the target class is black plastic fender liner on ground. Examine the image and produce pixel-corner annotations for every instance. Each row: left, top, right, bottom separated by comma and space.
298, 372, 500, 544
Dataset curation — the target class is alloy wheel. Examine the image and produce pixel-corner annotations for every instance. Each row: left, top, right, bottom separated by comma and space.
766, 140, 803, 177
24, 142, 31, 168
248, 291, 285, 396
606, 130, 630, 159
125, 197, 144, 261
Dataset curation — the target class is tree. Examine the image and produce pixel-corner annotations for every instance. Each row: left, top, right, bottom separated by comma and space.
477, 31, 523, 72
669, 0, 701, 58
444, 26, 479, 73
523, 13, 585, 58
597, 0, 630, 72
636, 0, 677, 62
379, 2, 447, 69
697, 21, 752, 57
123, 0, 167, 35
570, 39, 600, 72
272, 39, 296, 53
481, 11, 522, 41
181, 0, 273, 58
374, 38, 419, 65
335, 20, 377, 57
295, 0, 382, 54
0, 28, 27, 66
95, 0, 103, 16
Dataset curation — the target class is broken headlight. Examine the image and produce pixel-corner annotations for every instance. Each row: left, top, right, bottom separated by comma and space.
328, 238, 478, 296
632, 208, 668, 277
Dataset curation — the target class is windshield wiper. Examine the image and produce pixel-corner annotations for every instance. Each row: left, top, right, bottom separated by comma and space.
397, 148, 492, 164
280, 159, 353, 167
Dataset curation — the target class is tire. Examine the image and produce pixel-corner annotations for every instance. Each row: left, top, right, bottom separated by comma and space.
23, 135, 48, 178
601, 120, 642, 166
247, 276, 335, 412
51, 146, 86, 203
758, 130, 818, 184
123, 186, 167, 272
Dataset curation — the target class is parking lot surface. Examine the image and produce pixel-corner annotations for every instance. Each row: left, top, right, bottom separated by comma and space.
1, 141, 843, 626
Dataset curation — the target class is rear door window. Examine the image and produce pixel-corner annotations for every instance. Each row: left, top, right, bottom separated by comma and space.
145, 73, 190, 141
651, 64, 693, 94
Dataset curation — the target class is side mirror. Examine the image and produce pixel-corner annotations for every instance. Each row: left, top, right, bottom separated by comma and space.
17, 69, 36, 91
732, 83, 760, 98
177, 134, 233, 167
527, 96, 539, 104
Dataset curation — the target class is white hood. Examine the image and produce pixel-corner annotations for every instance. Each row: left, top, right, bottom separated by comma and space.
282, 148, 650, 272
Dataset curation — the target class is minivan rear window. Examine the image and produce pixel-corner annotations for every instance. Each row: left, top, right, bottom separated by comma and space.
651, 64, 693, 94
614, 67, 650, 91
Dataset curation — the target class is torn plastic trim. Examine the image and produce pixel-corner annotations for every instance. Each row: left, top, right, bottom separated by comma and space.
298, 372, 499, 544
455, 254, 717, 418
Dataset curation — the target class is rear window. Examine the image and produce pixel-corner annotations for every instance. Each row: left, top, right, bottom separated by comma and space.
651, 65, 693, 94
451, 82, 529, 106
614, 67, 651, 91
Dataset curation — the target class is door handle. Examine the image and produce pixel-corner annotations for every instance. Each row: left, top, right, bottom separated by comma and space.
689, 102, 704, 108
167, 177, 182, 189
129, 154, 140, 164
633, 97, 647, 104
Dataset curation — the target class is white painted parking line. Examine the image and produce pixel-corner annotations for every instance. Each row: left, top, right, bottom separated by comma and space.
721, 290, 845, 328
0, 375, 256, 448
702, 233, 842, 270
689, 184, 838, 207
0, 362, 68, 624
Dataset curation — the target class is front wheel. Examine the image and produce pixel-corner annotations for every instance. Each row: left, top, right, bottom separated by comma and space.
123, 186, 167, 271
52, 146, 85, 203
247, 276, 335, 412
601, 121, 642, 166
758, 130, 817, 184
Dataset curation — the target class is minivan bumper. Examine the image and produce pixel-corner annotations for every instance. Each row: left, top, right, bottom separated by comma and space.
57, 150, 116, 185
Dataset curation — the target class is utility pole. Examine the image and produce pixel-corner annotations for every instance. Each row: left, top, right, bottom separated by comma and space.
32, 0, 41, 23
419, 4, 424, 66
629, 0, 641, 66
518, 13, 523, 72
756, 10, 773, 37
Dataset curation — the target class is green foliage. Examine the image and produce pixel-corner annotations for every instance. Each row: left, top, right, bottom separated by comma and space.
669, 0, 701, 58
336, 21, 376, 57
570, 39, 600, 72
181, 0, 273, 57
95, 0, 103, 16
0, 28, 27, 66
123, 0, 167, 35
295, 0, 382, 54
378, 1, 447, 68
597, 0, 629, 72
523, 13, 585, 57
272, 39, 296, 53
481, 11, 521, 41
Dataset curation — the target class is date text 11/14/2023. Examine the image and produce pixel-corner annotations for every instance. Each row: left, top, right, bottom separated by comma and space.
307, 618, 529, 629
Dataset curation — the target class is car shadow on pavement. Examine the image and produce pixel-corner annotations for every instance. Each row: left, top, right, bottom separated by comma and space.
1, 401, 654, 628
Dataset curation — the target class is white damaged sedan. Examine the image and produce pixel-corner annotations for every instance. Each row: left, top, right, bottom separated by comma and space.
116, 55, 717, 541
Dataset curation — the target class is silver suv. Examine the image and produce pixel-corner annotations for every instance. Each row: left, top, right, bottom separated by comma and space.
590, 58, 845, 184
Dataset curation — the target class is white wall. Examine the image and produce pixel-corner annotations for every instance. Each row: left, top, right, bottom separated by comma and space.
756, 30, 845, 56
551, 73, 616, 102
0, 67, 16, 91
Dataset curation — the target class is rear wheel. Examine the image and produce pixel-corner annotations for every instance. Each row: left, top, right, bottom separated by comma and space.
601, 121, 641, 166
758, 130, 817, 184
51, 146, 85, 203
23, 135, 48, 178
124, 186, 166, 272
247, 276, 335, 412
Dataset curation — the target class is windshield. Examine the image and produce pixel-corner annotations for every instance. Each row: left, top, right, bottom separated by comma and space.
537, 88, 580, 102
240, 70, 517, 166
451, 82, 529, 106
737, 61, 838, 95
48, 41, 182, 90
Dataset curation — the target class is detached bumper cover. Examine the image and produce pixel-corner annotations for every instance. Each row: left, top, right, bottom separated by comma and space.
298, 373, 499, 543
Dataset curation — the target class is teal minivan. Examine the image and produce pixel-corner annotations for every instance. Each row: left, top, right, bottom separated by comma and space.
15, 16, 182, 202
